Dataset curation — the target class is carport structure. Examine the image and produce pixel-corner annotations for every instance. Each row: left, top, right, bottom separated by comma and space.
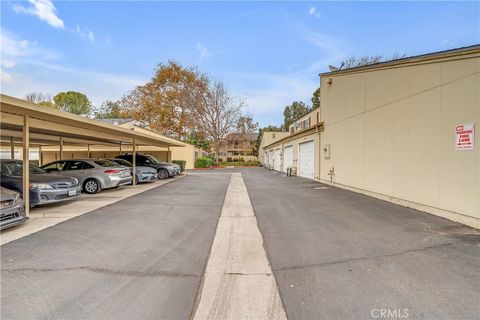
0, 94, 183, 215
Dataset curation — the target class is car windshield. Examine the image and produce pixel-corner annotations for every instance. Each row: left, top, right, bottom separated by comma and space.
111, 159, 132, 167
0, 162, 47, 176
144, 155, 161, 164
94, 160, 121, 167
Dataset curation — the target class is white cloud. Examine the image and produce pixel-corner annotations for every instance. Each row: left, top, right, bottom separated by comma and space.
0, 29, 60, 60
0, 29, 142, 106
301, 28, 348, 73
227, 71, 318, 120
308, 6, 321, 18
13, 0, 64, 29
0, 69, 14, 83
196, 42, 211, 60
1, 57, 145, 107
75, 25, 95, 43
1, 60, 17, 68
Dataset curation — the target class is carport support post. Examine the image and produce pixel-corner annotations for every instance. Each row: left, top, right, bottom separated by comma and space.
10, 136, 15, 159
87, 144, 91, 158
132, 138, 136, 186
119, 142, 122, 154
167, 146, 171, 162
38, 145, 43, 166
23, 116, 30, 217
59, 137, 64, 160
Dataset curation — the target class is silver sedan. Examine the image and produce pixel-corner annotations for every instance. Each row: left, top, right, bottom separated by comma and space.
42, 159, 132, 194
105, 158, 157, 184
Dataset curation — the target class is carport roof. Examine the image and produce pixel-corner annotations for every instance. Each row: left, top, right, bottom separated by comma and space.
0, 94, 184, 148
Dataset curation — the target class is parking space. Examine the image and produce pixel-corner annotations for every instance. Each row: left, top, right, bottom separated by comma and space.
1, 173, 228, 320
1, 175, 184, 245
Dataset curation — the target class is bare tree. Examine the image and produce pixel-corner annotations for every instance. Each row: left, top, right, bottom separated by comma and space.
196, 81, 244, 163
25, 92, 51, 104
338, 53, 407, 70
236, 114, 258, 159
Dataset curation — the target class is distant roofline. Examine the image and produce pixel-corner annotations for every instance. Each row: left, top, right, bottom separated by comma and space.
319, 44, 480, 77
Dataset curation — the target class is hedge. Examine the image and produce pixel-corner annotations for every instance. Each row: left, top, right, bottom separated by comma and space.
172, 160, 186, 172
194, 157, 214, 168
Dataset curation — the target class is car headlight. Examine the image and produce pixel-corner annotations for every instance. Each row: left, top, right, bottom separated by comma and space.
72, 178, 79, 185
30, 183, 54, 189
1, 198, 15, 208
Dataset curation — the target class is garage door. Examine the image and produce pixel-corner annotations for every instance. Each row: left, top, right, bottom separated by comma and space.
298, 141, 314, 179
269, 151, 274, 169
274, 149, 281, 171
283, 146, 293, 172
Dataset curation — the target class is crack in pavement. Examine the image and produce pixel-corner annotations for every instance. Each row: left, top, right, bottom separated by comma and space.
1, 266, 200, 278
222, 272, 273, 276
274, 241, 472, 272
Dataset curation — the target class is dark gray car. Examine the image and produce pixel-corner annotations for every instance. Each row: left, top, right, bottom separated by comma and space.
0, 187, 27, 230
115, 154, 180, 179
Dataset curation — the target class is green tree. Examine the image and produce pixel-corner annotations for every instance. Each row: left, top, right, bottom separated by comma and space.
311, 87, 320, 110
186, 131, 211, 150
53, 91, 92, 115
283, 101, 311, 130
94, 100, 124, 119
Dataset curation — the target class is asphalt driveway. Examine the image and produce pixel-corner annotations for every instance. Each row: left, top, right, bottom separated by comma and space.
1, 168, 479, 320
242, 168, 480, 320
1, 174, 229, 320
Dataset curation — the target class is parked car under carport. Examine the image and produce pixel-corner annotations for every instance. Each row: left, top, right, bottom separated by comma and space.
115, 154, 180, 179
42, 159, 132, 194
0, 160, 81, 206
105, 158, 157, 184
0, 187, 27, 230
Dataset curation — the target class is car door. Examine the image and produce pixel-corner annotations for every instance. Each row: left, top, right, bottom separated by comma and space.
63, 161, 90, 185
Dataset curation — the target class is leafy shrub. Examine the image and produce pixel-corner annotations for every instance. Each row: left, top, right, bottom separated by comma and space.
172, 160, 186, 172
227, 157, 232, 162
238, 157, 245, 162
195, 157, 214, 168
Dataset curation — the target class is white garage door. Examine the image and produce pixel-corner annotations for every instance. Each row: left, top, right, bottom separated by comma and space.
269, 151, 274, 168
283, 146, 293, 172
298, 141, 314, 179
274, 149, 281, 171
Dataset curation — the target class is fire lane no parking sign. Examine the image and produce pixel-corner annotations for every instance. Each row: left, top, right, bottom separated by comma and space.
455, 123, 475, 151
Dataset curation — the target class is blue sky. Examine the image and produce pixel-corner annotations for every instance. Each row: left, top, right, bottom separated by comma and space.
1, 1, 479, 127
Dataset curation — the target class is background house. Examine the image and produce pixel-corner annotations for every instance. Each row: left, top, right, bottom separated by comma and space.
219, 132, 258, 162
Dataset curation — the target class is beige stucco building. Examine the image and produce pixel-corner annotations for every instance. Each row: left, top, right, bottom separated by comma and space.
258, 131, 289, 164
262, 108, 323, 179
318, 45, 479, 228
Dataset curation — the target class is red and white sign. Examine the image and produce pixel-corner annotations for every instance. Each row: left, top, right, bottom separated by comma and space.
455, 123, 475, 151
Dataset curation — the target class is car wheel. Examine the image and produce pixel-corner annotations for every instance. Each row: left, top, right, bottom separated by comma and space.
83, 179, 101, 194
158, 168, 169, 179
